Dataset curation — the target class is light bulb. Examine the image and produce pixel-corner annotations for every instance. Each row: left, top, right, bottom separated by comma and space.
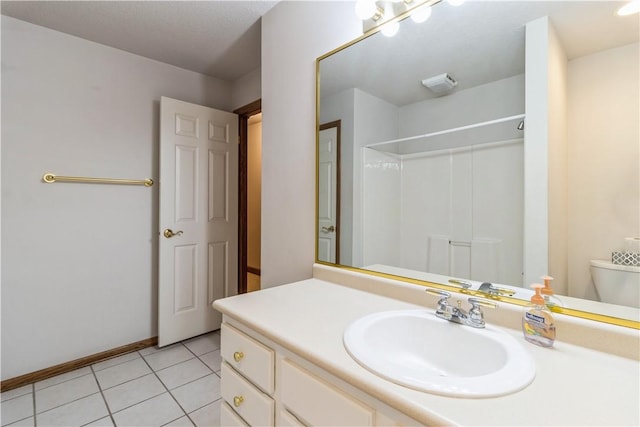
617, 0, 640, 16
447, 0, 465, 6
411, 4, 432, 23
381, 20, 400, 37
355, 0, 377, 20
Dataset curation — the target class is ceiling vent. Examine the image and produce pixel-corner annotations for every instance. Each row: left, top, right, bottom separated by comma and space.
421, 73, 458, 95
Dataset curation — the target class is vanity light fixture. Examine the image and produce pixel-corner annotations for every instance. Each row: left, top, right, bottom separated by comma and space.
617, 0, 640, 16
358, 0, 442, 35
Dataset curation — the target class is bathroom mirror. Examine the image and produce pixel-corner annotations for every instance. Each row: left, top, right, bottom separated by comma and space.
316, 0, 639, 326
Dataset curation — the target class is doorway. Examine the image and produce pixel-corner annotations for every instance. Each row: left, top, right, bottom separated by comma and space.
235, 100, 262, 294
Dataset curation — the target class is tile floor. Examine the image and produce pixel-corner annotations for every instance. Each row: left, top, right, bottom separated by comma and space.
1, 331, 223, 427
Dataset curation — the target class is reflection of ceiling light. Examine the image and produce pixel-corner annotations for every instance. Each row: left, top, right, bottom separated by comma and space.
381, 21, 400, 36
411, 4, 432, 23
617, 0, 640, 16
447, 0, 465, 6
380, 3, 400, 36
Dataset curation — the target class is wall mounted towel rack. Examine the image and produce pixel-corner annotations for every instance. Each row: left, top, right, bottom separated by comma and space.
42, 173, 153, 187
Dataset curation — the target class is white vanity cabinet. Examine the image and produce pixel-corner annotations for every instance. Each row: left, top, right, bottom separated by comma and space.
219, 318, 420, 427
220, 323, 275, 426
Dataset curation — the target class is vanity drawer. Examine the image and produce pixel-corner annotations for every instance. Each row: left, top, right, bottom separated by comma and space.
220, 401, 249, 427
280, 359, 374, 427
221, 322, 275, 394
221, 362, 274, 427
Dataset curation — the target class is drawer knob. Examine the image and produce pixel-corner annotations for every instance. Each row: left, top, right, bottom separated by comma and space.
233, 351, 244, 362
233, 395, 244, 407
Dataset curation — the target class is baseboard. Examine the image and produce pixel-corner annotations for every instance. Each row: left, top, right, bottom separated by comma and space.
0, 336, 158, 393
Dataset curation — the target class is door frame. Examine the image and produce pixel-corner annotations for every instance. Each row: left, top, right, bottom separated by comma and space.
234, 99, 261, 294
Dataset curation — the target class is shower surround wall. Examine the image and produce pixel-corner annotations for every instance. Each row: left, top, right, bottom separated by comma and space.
348, 75, 526, 285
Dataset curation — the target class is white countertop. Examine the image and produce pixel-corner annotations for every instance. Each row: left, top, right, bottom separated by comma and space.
213, 277, 640, 426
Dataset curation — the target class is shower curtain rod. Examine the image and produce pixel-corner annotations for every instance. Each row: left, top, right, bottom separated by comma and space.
42, 173, 154, 187
365, 113, 526, 148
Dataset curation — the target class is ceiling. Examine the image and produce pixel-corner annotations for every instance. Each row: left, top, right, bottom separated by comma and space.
0, 1, 280, 82
319, 1, 640, 106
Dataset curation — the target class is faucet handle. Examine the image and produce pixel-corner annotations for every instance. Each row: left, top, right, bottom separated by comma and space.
448, 279, 472, 291
425, 288, 451, 319
478, 282, 515, 297
468, 297, 497, 309
425, 288, 451, 298
466, 297, 497, 328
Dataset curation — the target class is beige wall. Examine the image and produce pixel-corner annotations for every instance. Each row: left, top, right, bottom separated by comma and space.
248, 114, 262, 270
567, 43, 640, 300
547, 21, 569, 296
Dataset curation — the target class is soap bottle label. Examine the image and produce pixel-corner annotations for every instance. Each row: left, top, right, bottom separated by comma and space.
522, 308, 556, 347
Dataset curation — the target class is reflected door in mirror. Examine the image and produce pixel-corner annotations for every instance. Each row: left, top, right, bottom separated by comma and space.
318, 121, 341, 263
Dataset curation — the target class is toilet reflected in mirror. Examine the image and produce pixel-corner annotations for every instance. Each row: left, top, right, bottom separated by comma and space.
590, 260, 640, 308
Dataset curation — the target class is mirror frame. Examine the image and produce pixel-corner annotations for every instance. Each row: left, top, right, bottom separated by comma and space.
314, 7, 640, 331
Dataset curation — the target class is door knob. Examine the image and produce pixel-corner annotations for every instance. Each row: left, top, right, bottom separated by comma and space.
163, 229, 183, 238
321, 225, 335, 233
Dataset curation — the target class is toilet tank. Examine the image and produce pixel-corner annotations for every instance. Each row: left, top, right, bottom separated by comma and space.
590, 260, 640, 308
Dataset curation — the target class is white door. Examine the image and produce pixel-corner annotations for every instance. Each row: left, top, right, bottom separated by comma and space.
158, 96, 238, 346
318, 124, 339, 263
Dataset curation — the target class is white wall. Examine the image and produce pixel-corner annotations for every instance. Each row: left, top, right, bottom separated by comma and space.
567, 42, 639, 300
1, 16, 232, 379
353, 89, 399, 267
231, 67, 262, 110
399, 74, 525, 137
524, 17, 553, 288
320, 88, 356, 265
260, 1, 360, 287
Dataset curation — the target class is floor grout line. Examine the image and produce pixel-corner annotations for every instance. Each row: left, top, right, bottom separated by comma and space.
90, 364, 117, 427
139, 346, 191, 424
32, 382, 37, 427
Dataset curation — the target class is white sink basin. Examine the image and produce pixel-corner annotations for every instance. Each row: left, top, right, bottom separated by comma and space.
343, 309, 535, 398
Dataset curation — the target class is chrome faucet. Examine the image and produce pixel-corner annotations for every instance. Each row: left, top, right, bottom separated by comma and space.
478, 282, 515, 297
426, 289, 496, 328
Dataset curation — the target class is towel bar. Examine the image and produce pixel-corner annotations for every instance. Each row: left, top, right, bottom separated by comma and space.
42, 173, 153, 187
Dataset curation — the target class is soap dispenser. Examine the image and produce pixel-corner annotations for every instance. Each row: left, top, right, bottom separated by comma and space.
522, 284, 556, 348
540, 275, 559, 307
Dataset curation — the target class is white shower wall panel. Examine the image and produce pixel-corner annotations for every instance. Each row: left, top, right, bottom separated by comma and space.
472, 141, 524, 285
397, 141, 523, 285
400, 154, 452, 272
362, 149, 401, 267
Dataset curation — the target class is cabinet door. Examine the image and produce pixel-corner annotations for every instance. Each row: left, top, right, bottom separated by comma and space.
280, 359, 374, 426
